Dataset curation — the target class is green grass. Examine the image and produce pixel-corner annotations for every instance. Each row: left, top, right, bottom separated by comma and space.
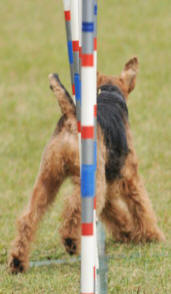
0, 0, 170, 293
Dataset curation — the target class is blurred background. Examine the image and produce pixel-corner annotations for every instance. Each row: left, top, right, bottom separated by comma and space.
0, 0, 170, 293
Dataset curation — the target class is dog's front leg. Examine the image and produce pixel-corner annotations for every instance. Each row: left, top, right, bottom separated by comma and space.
8, 134, 68, 273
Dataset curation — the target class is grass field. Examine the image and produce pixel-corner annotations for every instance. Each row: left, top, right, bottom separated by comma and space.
0, 0, 170, 293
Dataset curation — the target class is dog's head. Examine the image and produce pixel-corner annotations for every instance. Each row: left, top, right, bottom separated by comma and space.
97, 57, 138, 100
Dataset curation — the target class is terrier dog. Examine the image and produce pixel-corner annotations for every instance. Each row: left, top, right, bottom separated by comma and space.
8, 57, 165, 274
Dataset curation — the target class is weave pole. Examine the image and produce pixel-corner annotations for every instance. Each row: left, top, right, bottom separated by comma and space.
63, 0, 75, 102
80, 0, 97, 293
63, 1, 101, 292
71, 0, 81, 135
93, 0, 98, 291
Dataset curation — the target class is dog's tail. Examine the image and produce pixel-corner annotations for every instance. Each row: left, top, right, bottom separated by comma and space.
48, 73, 76, 115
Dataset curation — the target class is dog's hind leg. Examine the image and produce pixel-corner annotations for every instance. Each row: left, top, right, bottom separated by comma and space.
122, 174, 165, 242
100, 180, 135, 242
8, 134, 69, 273
120, 128, 165, 242
103, 126, 165, 243
60, 174, 107, 256
59, 177, 81, 255
60, 140, 107, 255
101, 176, 165, 243
112, 147, 165, 243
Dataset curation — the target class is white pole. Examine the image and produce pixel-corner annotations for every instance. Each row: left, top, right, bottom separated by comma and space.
71, 0, 81, 165
62, 0, 75, 103
93, 1, 99, 291
81, 0, 97, 293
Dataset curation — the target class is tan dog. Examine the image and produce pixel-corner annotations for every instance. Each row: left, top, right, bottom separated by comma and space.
9, 57, 164, 274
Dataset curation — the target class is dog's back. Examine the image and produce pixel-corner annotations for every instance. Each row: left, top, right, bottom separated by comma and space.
97, 84, 129, 181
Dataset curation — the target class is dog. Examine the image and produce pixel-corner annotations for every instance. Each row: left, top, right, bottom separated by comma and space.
8, 57, 165, 274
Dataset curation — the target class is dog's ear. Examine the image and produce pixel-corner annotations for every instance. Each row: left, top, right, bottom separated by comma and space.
121, 57, 139, 94
97, 72, 102, 87
97, 71, 107, 87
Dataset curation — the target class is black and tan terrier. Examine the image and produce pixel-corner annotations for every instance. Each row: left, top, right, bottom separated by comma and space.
8, 57, 165, 274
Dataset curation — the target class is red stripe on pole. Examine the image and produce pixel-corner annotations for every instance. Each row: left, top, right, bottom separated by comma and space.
82, 126, 94, 139
94, 38, 97, 51
77, 121, 81, 133
72, 84, 75, 95
79, 46, 82, 59
82, 54, 94, 66
64, 10, 71, 21
94, 265, 96, 281
94, 105, 97, 118
73, 40, 79, 52
82, 223, 93, 236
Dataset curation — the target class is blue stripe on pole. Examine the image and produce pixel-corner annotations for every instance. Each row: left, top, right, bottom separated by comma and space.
81, 164, 95, 197
74, 73, 81, 101
80, 79, 82, 103
94, 141, 97, 170
67, 40, 73, 64
94, 4, 97, 15
82, 22, 94, 32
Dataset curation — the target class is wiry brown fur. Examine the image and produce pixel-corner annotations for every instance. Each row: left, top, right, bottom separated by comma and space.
8, 57, 165, 274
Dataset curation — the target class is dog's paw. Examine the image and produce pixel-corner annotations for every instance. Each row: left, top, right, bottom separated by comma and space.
64, 238, 77, 256
8, 255, 27, 274
146, 228, 166, 243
